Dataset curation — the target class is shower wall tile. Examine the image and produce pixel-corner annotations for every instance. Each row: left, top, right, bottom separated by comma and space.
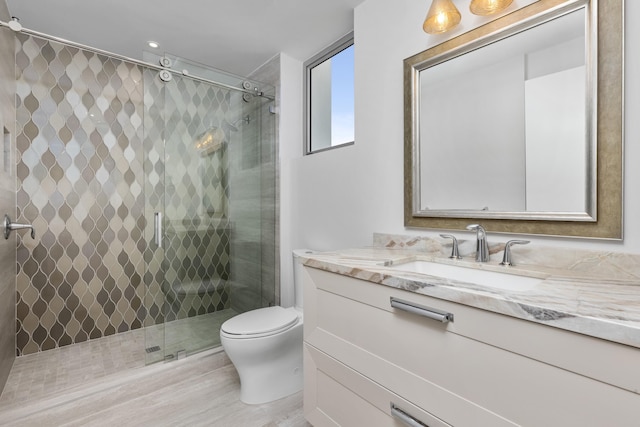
15, 35, 146, 355
14, 34, 267, 356
141, 68, 166, 328
142, 52, 276, 318
0, 0, 17, 392
143, 70, 232, 324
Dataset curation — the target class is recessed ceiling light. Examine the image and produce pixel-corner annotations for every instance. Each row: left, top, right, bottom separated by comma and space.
147, 41, 159, 49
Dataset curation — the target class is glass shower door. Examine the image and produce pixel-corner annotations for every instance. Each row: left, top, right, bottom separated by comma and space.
158, 70, 235, 360
143, 56, 276, 364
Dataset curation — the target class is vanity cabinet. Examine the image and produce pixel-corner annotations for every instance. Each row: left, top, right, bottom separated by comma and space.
303, 267, 640, 426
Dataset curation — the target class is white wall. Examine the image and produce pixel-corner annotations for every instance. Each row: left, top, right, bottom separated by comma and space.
421, 55, 526, 211
525, 66, 586, 212
280, 0, 638, 290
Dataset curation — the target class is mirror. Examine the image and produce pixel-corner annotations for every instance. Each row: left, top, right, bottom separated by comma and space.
404, 0, 623, 239
421, 9, 590, 217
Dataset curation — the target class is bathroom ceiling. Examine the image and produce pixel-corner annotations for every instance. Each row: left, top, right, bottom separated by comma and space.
6, 0, 365, 76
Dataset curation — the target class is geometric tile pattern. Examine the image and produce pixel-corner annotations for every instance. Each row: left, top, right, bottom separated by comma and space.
14, 35, 233, 355
142, 70, 232, 324
147, 54, 277, 323
15, 35, 146, 355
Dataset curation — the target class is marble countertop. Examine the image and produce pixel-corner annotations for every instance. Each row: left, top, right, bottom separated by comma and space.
300, 246, 640, 349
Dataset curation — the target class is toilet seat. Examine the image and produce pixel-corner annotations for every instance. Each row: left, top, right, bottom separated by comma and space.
221, 306, 299, 339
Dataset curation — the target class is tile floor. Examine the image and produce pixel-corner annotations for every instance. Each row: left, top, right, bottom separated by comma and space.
0, 315, 310, 427
144, 309, 237, 364
0, 329, 146, 407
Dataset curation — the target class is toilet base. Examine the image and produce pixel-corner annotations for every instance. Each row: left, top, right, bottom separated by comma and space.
238, 358, 303, 405
223, 320, 303, 405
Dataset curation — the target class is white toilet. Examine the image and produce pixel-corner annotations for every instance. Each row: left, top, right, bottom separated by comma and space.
220, 249, 311, 404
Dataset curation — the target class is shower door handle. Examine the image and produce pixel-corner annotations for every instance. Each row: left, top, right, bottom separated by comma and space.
154, 212, 163, 248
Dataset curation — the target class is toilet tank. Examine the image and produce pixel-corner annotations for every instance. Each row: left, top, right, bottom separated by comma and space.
292, 249, 314, 309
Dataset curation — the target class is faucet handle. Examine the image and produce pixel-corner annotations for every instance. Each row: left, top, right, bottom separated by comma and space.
500, 240, 530, 266
439, 234, 462, 259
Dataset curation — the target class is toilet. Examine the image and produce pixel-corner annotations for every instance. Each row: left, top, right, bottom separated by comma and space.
220, 249, 311, 404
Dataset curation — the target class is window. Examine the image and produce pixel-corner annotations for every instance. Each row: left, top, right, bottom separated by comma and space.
304, 32, 354, 154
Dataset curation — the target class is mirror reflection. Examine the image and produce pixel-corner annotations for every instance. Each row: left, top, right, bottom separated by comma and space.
417, 7, 594, 220
404, 0, 623, 239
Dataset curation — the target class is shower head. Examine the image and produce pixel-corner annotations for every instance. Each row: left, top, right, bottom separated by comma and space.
222, 115, 250, 133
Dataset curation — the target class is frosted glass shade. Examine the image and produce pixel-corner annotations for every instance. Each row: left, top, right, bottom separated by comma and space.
423, 0, 461, 34
470, 0, 514, 16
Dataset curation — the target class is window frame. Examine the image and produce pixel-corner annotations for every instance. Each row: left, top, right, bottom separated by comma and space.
304, 32, 355, 155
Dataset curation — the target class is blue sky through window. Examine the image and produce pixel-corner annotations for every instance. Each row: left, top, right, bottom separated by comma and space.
330, 45, 354, 146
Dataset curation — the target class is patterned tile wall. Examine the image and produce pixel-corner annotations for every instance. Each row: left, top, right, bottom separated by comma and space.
15, 35, 233, 355
143, 70, 233, 324
154, 54, 278, 316
15, 35, 147, 355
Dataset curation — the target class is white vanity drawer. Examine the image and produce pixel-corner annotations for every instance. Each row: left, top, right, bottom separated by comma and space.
304, 267, 640, 426
304, 343, 454, 427
304, 267, 640, 394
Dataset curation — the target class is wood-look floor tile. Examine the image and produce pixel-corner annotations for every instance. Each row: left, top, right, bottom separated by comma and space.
0, 332, 309, 427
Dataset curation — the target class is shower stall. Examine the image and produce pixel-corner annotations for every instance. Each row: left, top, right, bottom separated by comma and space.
13, 31, 277, 364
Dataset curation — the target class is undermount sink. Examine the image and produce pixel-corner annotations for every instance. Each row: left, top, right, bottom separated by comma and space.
388, 260, 542, 291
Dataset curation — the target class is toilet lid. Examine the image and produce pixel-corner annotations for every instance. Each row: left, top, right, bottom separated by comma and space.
221, 306, 299, 337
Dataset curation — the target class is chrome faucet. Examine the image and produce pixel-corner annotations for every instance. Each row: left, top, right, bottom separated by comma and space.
500, 240, 530, 266
439, 234, 462, 259
466, 224, 489, 262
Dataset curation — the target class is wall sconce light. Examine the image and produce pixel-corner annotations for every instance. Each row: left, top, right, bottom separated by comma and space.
469, 0, 513, 16
423, 0, 514, 35
423, 0, 461, 34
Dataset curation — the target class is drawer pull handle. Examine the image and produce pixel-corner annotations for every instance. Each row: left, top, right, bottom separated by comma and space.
391, 403, 429, 427
390, 297, 454, 323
